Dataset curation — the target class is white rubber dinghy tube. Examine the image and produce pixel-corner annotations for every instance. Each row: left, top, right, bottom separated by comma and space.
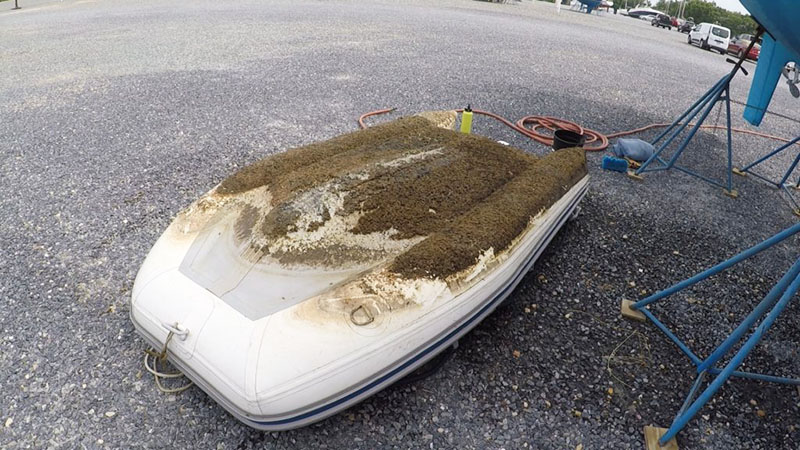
131, 176, 589, 431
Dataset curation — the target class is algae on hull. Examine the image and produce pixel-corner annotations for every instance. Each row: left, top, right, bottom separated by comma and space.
202, 115, 587, 280
389, 145, 586, 279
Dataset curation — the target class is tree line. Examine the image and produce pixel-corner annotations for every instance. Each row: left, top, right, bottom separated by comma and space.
619, 0, 758, 36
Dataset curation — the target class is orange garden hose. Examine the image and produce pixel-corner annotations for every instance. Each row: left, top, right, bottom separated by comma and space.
358, 108, 800, 152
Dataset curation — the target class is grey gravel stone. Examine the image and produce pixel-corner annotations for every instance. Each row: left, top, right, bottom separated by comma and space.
2, 0, 800, 449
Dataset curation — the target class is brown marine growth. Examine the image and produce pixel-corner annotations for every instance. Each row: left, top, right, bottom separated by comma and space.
216, 115, 587, 280
389, 145, 586, 279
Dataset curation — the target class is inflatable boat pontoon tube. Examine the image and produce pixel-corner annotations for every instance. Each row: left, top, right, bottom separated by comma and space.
131, 113, 589, 430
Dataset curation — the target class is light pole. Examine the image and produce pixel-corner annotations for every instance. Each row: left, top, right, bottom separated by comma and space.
12, 0, 21, 9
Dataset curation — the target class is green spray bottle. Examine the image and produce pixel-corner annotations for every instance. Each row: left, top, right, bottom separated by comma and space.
460, 105, 473, 134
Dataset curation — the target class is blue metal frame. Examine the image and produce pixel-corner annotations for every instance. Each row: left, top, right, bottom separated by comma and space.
628, 223, 800, 445
633, 31, 763, 195
734, 135, 800, 214
634, 73, 737, 193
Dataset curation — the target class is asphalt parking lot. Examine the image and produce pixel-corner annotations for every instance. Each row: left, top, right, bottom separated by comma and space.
2, 0, 800, 448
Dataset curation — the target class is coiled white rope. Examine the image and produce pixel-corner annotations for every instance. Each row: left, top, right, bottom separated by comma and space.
143, 323, 194, 394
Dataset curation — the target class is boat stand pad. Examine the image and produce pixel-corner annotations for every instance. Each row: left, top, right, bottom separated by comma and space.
644, 426, 679, 450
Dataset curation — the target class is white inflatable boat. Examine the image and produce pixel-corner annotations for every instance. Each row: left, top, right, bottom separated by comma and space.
131, 113, 588, 430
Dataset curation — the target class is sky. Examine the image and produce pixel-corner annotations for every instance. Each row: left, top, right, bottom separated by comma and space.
712, 0, 749, 14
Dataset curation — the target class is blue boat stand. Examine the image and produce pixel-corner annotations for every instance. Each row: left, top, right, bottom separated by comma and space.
622, 222, 800, 446
732, 135, 800, 216
630, 30, 764, 199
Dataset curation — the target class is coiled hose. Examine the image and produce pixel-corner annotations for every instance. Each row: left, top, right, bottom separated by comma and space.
358, 108, 800, 152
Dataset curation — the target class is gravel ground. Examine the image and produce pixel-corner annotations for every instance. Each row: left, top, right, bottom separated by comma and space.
2, 0, 800, 448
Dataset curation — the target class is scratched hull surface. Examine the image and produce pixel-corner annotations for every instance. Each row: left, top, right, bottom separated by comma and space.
130, 114, 589, 429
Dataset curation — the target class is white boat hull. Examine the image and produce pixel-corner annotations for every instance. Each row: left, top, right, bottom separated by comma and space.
131, 175, 588, 430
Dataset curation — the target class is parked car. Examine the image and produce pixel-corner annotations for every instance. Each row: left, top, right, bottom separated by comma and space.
639, 14, 656, 22
671, 17, 679, 27
678, 20, 694, 33
727, 34, 761, 60
651, 13, 672, 30
688, 22, 731, 54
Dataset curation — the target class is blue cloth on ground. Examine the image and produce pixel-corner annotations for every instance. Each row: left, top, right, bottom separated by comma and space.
611, 138, 655, 162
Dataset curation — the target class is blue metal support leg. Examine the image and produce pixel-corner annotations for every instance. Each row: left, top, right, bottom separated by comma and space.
734, 133, 800, 215
724, 86, 735, 193
649, 76, 728, 146
661, 84, 728, 171
778, 151, 800, 187
658, 266, 800, 445
738, 135, 800, 176
697, 257, 800, 373
631, 32, 764, 194
633, 77, 739, 193
737, 135, 800, 189
634, 77, 728, 177
624, 223, 800, 445
631, 222, 800, 310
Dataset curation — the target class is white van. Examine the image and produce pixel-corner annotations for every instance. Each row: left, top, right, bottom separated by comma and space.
688, 23, 731, 54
